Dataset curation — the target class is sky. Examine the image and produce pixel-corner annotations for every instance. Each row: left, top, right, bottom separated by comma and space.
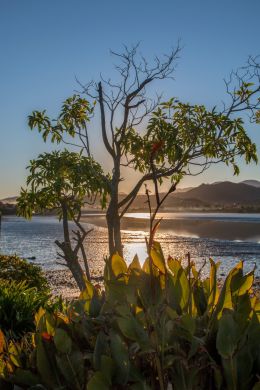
0, 0, 260, 198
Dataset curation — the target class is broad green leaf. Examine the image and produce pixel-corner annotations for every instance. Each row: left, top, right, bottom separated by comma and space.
56, 350, 84, 388
212, 365, 223, 389
231, 268, 254, 296
54, 328, 72, 354
110, 331, 130, 385
79, 280, 94, 300
93, 331, 108, 370
36, 338, 59, 388
45, 312, 56, 336
236, 346, 254, 390
216, 313, 240, 358
166, 306, 178, 320
167, 257, 182, 277
89, 294, 102, 317
8, 341, 22, 368
11, 369, 40, 386
150, 245, 165, 274
167, 273, 182, 311
35, 307, 46, 328
193, 282, 207, 315
178, 269, 190, 310
180, 314, 195, 335
128, 255, 142, 274
117, 315, 149, 346
142, 257, 150, 274
208, 258, 220, 309
212, 262, 242, 321
100, 355, 115, 385
87, 371, 109, 390
111, 253, 128, 278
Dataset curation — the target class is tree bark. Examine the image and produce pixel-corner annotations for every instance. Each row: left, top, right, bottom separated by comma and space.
106, 155, 123, 257
106, 195, 123, 257
66, 252, 85, 291
59, 202, 86, 291
80, 242, 91, 281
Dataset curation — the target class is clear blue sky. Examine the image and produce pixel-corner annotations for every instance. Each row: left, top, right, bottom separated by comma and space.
0, 0, 260, 198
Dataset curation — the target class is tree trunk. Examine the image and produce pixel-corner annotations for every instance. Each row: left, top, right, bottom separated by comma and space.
60, 202, 86, 291
106, 161, 123, 257
106, 207, 115, 255
114, 212, 122, 255
66, 252, 86, 291
80, 242, 91, 281
106, 202, 123, 257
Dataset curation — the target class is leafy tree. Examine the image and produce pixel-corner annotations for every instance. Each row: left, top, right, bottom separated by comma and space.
27, 46, 260, 256
17, 149, 108, 291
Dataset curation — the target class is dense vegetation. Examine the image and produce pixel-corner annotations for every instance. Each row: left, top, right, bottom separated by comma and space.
0, 255, 49, 293
0, 255, 51, 339
0, 280, 49, 338
0, 244, 259, 389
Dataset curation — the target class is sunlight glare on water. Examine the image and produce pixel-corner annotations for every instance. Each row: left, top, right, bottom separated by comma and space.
1, 215, 260, 277
124, 212, 150, 219
124, 242, 148, 265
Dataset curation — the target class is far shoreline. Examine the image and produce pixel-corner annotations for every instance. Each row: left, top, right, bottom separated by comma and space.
81, 212, 260, 242
2, 207, 260, 217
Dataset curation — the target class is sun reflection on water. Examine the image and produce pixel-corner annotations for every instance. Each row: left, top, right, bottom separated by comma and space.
124, 242, 148, 265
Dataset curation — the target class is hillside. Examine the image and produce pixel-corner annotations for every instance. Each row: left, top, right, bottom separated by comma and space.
0, 196, 18, 204
127, 181, 260, 211
175, 181, 260, 204
242, 180, 260, 188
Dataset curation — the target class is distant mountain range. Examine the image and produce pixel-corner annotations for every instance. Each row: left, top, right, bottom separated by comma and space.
241, 180, 260, 188
174, 181, 260, 204
1, 180, 260, 213
0, 196, 17, 204
129, 180, 260, 212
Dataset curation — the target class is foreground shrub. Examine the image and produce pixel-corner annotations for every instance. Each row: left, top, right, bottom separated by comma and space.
0, 243, 260, 389
0, 254, 49, 293
0, 280, 49, 339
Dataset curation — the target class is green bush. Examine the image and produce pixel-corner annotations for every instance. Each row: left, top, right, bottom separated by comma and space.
1, 243, 260, 389
0, 254, 49, 293
0, 255, 57, 341
0, 280, 49, 338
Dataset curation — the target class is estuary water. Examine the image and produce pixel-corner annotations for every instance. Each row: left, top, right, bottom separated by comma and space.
0, 213, 260, 277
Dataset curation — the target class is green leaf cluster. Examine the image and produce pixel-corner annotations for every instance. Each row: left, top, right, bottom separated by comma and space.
0, 255, 64, 340
120, 100, 258, 177
0, 280, 49, 339
17, 150, 109, 219
28, 95, 94, 143
27, 94, 258, 193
